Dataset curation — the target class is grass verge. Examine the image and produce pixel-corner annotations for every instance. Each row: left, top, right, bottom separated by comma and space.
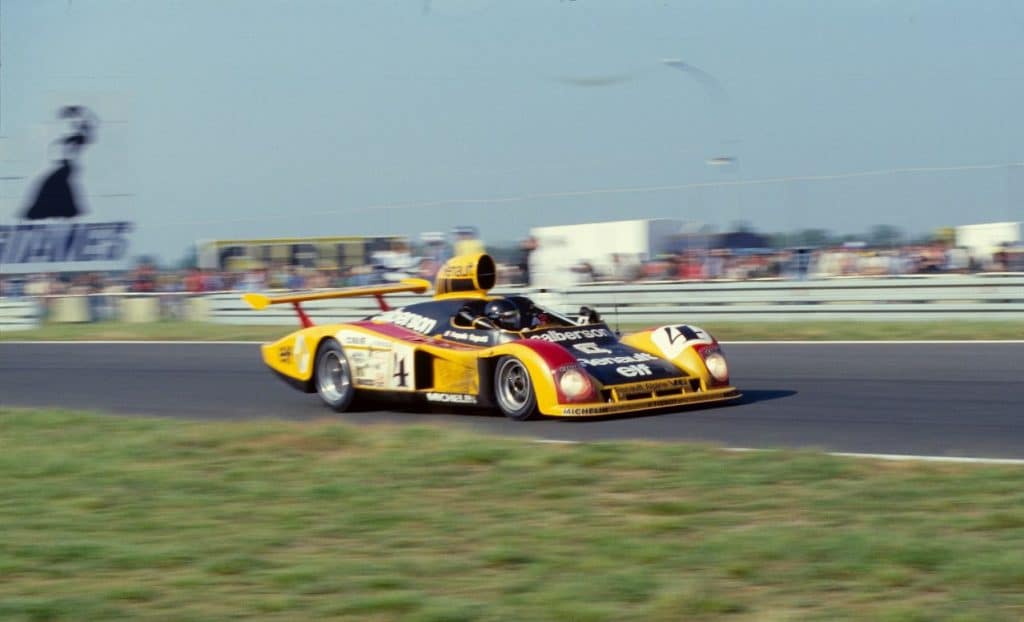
3, 408, 1024, 621
2, 319, 1023, 342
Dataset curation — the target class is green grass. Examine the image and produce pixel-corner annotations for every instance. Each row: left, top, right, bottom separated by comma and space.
4, 408, 1024, 620
3, 319, 1023, 341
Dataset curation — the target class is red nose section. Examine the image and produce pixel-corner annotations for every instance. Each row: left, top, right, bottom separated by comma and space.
511, 339, 596, 403
511, 338, 578, 371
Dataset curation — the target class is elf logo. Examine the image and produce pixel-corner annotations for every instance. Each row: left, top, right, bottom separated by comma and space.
615, 363, 653, 378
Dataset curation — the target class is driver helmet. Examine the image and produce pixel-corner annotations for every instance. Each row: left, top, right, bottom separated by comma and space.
484, 298, 521, 331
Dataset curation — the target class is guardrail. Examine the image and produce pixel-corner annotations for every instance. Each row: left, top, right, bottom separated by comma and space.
552, 274, 1024, 323
205, 274, 1024, 325
0, 292, 213, 331
0, 299, 41, 332
3, 275, 1022, 331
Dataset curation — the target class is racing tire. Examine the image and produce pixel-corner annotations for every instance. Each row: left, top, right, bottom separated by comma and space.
314, 339, 355, 413
494, 356, 538, 421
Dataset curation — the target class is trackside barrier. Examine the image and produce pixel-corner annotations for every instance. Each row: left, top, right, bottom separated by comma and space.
550, 274, 1024, 323
205, 275, 1024, 326
0, 293, 217, 330
3, 275, 1022, 330
0, 299, 42, 332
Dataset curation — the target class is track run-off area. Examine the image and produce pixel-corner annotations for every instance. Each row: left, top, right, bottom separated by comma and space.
2, 341, 1023, 460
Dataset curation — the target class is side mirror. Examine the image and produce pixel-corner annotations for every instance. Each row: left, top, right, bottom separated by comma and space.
577, 306, 601, 324
455, 305, 476, 327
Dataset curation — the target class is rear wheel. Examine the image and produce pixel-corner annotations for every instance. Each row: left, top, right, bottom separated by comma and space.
494, 356, 537, 420
315, 339, 355, 412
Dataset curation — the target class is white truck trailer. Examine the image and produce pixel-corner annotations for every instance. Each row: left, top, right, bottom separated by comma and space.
955, 222, 1020, 268
528, 218, 686, 289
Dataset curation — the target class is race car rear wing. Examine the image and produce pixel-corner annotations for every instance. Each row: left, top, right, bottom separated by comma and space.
242, 278, 432, 328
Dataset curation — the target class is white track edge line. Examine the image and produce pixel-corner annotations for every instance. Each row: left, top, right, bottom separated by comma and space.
536, 440, 1024, 464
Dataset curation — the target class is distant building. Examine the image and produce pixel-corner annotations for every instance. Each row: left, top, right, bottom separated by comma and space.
195, 235, 407, 272
714, 230, 772, 252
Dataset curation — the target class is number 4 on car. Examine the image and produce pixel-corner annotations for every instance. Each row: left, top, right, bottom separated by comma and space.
243, 253, 740, 419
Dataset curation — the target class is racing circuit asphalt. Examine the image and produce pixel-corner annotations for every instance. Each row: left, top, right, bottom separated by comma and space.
2, 342, 1023, 459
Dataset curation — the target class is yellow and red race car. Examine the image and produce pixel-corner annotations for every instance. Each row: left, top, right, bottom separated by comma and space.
244, 253, 739, 419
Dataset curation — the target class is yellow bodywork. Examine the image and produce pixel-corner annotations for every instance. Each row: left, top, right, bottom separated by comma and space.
246, 253, 739, 417
259, 325, 339, 383
257, 322, 738, 417
258, 323, 567, 412
620, 330, 716, 391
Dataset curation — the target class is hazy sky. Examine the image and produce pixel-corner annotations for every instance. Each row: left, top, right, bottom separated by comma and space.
3, 0, 1023, 261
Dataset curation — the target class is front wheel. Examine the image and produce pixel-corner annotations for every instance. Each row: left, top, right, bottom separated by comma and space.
494, 356, 538, 420
314, 339, 355, 412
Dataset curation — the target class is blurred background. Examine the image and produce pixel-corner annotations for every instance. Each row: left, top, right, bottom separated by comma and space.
2, 1, 1022, 308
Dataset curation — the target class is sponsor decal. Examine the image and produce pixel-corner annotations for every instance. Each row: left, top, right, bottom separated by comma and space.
572, 342, 612, 355
443, 329, 490, 344
426, 392, 477, 404
293, 336, 310, 375
441, 264, 473, 278
338, 330, 390, 350
577, 352, 659, 367
560, 392, 722, 416
342, 334, 367, 346
338, 330, 392, 387
562, 406, 616, 416
347, 350, 384, 387
530, 327, 611, 343
615, 378, 688, 393
615, 363, 654, 378
376, 309, 438, 335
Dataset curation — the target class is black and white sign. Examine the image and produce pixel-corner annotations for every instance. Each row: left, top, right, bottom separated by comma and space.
2, 106, 136, 274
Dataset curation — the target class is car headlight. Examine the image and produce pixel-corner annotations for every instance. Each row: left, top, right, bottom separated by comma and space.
703, 352, 729, 381
558, 368, 590, 399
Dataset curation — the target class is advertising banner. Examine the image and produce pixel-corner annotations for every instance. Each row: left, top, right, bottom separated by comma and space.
1, 101, 136, 274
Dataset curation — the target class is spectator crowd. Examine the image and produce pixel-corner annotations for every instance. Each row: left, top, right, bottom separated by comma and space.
2, 239, 1022, 301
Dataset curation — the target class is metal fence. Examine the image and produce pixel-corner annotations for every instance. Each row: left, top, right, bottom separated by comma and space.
548, 274, 1024, 323
0, 292, 212, 331
205, 274, 1024, 325
2, 275, 1022, 332
0, 299, 40, 332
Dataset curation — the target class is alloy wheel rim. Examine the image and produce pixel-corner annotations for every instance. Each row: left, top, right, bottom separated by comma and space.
318, 350, 350, 402
499, 360, 530, 410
